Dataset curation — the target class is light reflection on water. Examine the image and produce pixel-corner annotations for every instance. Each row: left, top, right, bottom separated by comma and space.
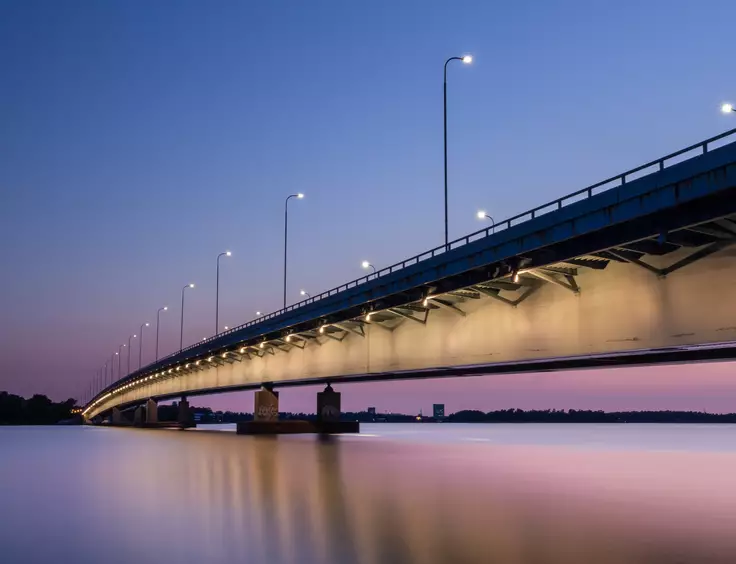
2, 423, 736, 563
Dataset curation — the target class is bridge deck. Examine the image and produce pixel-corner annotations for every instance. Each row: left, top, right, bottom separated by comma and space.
85, 127, 736, 414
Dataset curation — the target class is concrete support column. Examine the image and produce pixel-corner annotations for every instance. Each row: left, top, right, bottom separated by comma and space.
111, 407, 123, 425
133, 406, 144, 425
178, 397, 193, 427
145, 399, 158, 424
317, 384, 341, 422
254, 387, 279, 421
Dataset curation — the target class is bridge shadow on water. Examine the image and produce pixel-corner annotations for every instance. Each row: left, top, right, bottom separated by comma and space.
3, 425, 736, 564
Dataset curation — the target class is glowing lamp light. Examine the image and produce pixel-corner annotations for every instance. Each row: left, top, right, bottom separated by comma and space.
189, 283, 195, 288
477, 210, 487, 220
319, 325, 325, 334
297, 193, 305, 199
286, 335, 292, 342
722, 103, 734, 114
361, 260, 371, 269
208, 356, 214, 362
462, 55, 473, 64
163, 306, 168, 311
366, 313, 372, 321
240, 347, 246, 354
225, 251, 232, 257
260, 342, 265, 349
513, 271, 520, 283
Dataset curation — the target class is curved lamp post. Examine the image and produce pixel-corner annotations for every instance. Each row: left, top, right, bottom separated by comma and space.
300, 289, 311, 299
155, 306, 167, 360
180, 284, 195, 351
443, 54, 472, 248
216, 251, 232, 334
361, 260, 377, 275
138, 322, 149, 369
284, 193, 304, 308
127, 334, 137, 376
476, 210, 496, 232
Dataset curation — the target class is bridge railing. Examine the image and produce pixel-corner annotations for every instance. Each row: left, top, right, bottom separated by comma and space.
133, 126, 736, 373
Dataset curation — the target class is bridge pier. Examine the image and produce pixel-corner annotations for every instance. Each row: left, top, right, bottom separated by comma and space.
177, 397, 195, 428
111, 407, 123, 425
133, 406, 144, 425
145, 399, 158, 424
237, 384, 358, 435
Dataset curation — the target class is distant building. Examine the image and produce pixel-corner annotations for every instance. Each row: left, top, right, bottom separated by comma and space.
433, 404, 445, 418
367, 407, 376, 415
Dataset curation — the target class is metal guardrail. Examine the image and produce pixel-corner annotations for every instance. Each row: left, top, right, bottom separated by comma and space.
118, 126, 736, 379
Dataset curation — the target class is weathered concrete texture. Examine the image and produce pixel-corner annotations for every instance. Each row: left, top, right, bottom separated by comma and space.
236, 420, 359, 435
133, 406, 144, 425
253, 388, 279, 422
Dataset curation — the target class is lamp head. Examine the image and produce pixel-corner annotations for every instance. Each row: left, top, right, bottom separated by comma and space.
462, 55, 473, 64
361, 260, 371, 269
476, 210, 486, 220
297, 193, 304, 199
300, 290, 307, 296
256, 311, 262, 316
163, 306, 168, 311
145, 323, 150, 327
225, 251, 232, 256
188, 283, 195, 288
722, 103, 734, 114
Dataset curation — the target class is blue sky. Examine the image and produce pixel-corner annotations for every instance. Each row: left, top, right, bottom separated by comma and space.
1, 0, 735, 411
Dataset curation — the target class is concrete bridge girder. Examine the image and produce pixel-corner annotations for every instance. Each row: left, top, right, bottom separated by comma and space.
87, 245, 736, 418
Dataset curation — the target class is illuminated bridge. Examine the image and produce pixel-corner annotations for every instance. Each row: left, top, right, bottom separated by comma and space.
84, 127, 736, 426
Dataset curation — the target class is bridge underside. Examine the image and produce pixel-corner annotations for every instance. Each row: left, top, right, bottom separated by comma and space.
87, 210, 736, 418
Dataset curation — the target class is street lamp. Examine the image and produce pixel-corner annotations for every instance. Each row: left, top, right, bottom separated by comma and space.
118, 344, 126, 378
180, 283, 195, 351
139, 322, 149, 369
443, 54, 472, 248
722, 103, 735, 114
155, 306, 167, 360
127, 334, 137, 375
223, 325, 229, 331
300, 289, 311, 298
476, 210, 496, 232
361, 260, 377, 274
216, 251, 232, 335
113, 352, 118, 384
284, 193, 304, 308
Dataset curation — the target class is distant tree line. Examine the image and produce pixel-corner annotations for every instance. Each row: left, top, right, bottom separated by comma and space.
446, 409, 736, 423
186, 406, 736, 424
0, 392, 76, 424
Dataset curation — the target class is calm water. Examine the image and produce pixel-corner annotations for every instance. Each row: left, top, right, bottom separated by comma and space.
3, 423, 736, 563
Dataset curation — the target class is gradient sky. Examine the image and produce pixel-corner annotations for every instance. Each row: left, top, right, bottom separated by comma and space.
2, 0, 736, 413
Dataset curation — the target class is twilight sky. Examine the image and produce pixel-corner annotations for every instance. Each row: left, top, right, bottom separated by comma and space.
1, 0, 736, 413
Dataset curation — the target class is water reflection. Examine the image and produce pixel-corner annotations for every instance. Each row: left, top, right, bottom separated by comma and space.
2, 424, 736, 563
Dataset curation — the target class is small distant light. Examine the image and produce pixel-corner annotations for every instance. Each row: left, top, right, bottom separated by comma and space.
722, 103, 734, 114
260, 343, 265, 349
297, 193, 304, 199
319, 325, 325, 334
462, 55, 472, 64
224, 326, 229, 330
239, 347, 246, 353
163, 306, 168, 311
225, 251, 232, 257
186, 363, 190, 368
256, 311, 262, 316
208, 356, 214, 362
221, 352, 227, 358
145, 322, 150, 327
196, 360, 201, 365
176, 366, 180, 371
513, 272, 520, 283
168, 369, 173, 374
286, 335, 292, 342
366, 313, 372, 321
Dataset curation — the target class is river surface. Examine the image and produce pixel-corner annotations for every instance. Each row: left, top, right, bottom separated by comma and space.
3, 423, 736, 563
